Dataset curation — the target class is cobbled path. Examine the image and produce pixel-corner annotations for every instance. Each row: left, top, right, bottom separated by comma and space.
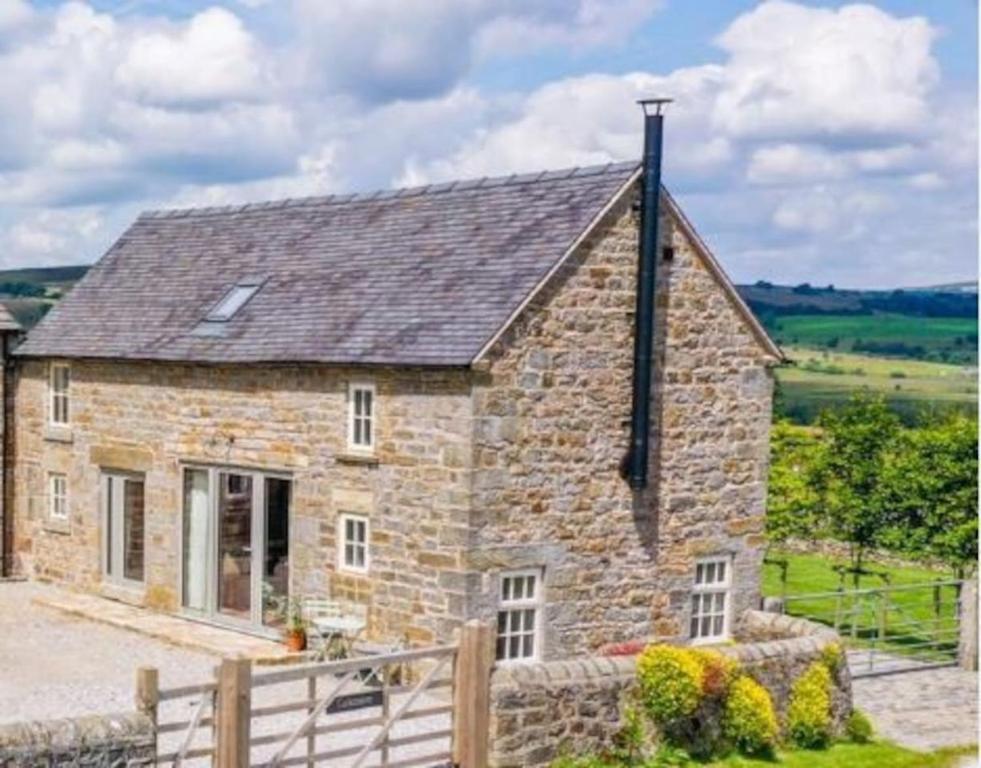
852, 663, 978, 752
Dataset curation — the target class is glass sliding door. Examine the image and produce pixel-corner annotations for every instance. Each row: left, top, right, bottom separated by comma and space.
262, 477, 291, 627
217, 472, 253, 620
182, 469, 211, 613
181, 466, 291, 632
104, 473, 146, 587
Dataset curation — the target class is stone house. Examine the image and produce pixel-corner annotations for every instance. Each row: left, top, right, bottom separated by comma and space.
2, 154, 781, 660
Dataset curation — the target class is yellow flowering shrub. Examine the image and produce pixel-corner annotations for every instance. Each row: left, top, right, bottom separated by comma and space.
787, 661, 833, 749
722, 676, 778, 755
635, 645, 704, 726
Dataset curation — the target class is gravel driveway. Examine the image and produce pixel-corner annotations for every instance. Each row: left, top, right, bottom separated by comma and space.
0, 581, 452, 766
0, 580, 215, 724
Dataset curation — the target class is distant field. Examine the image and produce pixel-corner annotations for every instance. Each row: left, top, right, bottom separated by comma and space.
776, 346, 977, 424
771, 313, 977, 364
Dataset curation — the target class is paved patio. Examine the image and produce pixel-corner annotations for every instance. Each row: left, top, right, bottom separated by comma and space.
32, 583, 289, 661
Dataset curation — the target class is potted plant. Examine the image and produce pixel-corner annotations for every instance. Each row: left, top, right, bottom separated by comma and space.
283, 598, 307, 652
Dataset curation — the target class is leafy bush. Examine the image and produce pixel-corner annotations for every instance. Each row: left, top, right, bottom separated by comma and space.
636, 646, 704, 726
845, 709, 874, 744
787, 662, 833, 749
722, 676, 778, 756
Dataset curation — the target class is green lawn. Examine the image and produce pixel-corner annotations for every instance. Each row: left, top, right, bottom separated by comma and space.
775, 346, 977, 425
763, 551, 961, 662
709, 743, 975, 768
771, 314, 977, 364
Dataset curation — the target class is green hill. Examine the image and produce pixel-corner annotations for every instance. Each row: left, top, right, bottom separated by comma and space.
0, 265, 90, 329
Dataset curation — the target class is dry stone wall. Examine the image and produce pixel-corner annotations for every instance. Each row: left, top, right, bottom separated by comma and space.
0, 712, 153, 767
487, 612, 851, 768
471, 188, 775, 657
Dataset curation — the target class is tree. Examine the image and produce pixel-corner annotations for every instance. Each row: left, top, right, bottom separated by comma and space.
878, 413, 978, 578
809, 393, 901, 583
767, 422, 821, 545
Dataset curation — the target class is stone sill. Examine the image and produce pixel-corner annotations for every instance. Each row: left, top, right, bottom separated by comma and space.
336, 452, 379, 467
42, 520, 71, 535
99, 582, 146, 606
43, 424, 73, 444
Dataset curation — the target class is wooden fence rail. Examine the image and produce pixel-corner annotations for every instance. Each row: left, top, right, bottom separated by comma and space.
137, 620, 494, 768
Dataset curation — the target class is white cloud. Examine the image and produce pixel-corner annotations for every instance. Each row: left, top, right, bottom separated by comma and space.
712, 1, 939, 140
747, 144, 849, 185
290, 0, 663, 102
0, 0, 32, 36
0, 0, 971, 290
116, 7, 267, 107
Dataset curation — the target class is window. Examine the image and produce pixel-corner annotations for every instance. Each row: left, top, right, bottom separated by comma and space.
48, 473, 67, 521
49, 363, 70, 426
104, 474, 145, 585
496, 569, 543, 662
338, 513, 369, 572
348, 383, 375, 451
206, 282, 260, 322
690, 557, 732, 643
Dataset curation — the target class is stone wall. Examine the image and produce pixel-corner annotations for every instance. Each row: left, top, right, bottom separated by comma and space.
487, 612, 851, 768
470, 187, 777, 657
11, 360, 473, 646
489, 656, 635, 768
728, 610, 852, 730
0, 712, 153, 767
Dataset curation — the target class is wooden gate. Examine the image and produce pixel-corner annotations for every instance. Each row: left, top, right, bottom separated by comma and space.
138, 620, 494, 768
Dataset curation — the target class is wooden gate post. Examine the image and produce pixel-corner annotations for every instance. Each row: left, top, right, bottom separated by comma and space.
958, 577, 978, 671
452, 620, 495, 768
216, 657, 252, 768
136, 666, 159, 756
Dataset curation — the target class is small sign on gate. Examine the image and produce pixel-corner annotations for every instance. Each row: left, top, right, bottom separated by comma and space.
325, 689, 384, 714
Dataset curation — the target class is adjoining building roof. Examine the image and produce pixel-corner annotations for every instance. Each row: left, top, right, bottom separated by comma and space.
17, 161, 641, 366
0, 303, 21, 333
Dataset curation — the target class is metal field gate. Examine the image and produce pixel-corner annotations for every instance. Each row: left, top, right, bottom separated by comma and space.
780, 580, 963, 677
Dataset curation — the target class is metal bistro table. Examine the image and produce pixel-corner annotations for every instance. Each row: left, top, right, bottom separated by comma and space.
304, 599, 368, 659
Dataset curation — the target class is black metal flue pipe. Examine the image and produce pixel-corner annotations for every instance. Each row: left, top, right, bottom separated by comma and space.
628, 99, 670, 490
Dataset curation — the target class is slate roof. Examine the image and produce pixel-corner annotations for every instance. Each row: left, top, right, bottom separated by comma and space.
0, 303, 21, 332
17, 161, 640, 366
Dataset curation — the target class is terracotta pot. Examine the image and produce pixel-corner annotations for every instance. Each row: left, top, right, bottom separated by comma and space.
284, 628, 307, 652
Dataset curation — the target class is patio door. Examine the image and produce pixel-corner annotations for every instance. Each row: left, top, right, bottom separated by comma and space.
181, 466, 291, 632
103, 473, 146, 587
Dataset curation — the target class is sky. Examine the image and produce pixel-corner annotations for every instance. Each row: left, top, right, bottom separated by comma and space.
0, 0, 977, 288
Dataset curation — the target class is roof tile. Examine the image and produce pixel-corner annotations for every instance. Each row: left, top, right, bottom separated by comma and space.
17, 161, 640, 366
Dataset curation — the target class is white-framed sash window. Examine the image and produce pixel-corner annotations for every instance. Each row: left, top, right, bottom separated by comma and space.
347, 382, 375, 452
49, 363, 70, 426
338, 513, 369, 573
48, 473, 67, 521
496, 569, 543, 662
690, 556, 732, 643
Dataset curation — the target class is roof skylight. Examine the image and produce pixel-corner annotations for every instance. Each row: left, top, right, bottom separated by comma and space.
207, 281, 261, 322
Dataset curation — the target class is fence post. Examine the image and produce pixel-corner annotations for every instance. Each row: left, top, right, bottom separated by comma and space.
452, 620, 494, 768
136, 666, 159, 757
216, 657, 252, 768
958, 577, 978, 671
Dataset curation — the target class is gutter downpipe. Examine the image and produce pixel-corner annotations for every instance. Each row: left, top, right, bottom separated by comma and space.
628, 98, 670, 490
